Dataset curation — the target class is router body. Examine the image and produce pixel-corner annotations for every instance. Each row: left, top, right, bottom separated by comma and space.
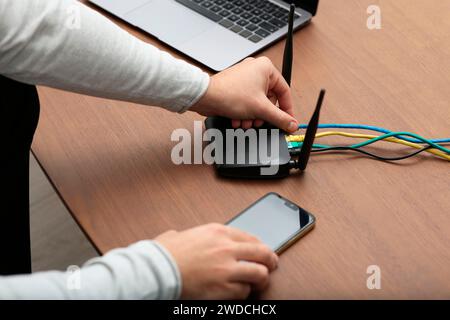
204, 117, 292, 179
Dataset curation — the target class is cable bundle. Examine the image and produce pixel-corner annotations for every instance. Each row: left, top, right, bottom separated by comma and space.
286, 124, 450, 162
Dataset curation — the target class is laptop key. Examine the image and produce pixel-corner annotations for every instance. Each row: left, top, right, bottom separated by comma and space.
255, 2, 266, 9
236, 19, 249, 26
231, 7, 243, 15
255, 28, 270, 38
219, 19, 234, 28
175, 0, 222, 22
273, 10, 285, 18
228, 14, 240, 21
230, 25, 243, 33
241, 12, 252, 19
262, 3, 277, 12
219, 10, 231, 17
259, 21, 278, 33
248, 34, 263, 43
201, 1, 213, 8
269, 18, 286, 28
278, 5, 289, 12
210, 5, 221, 12
250, 17, 262, 24
239, 30, 252, 38
245, 23, 258, 31
251, 8, 263, 16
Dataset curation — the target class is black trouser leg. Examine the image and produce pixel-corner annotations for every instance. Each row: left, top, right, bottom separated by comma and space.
0, 76, 40, 275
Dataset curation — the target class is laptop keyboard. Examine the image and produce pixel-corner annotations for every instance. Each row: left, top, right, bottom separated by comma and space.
175, 0, 300, 43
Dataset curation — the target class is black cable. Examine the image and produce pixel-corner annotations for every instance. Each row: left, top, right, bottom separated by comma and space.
289, 146, 432, 162
310, 146, 432, 161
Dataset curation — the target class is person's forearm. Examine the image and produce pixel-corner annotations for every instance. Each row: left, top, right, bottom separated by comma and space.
0, 0, 209, 112
0, 241, 181, 299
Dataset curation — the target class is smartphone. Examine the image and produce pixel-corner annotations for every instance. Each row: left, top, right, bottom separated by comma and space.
226, 192, 315, 254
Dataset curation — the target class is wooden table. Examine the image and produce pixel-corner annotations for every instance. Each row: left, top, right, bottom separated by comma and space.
32, 0, 450, 299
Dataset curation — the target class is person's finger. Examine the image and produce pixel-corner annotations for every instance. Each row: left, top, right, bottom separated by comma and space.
268, 92, 277, 105
234, 243, 278, 271
224, 226, 261, 244
254, 119, 264, 127
241, 119, 253, 129
231, 119, 241, 128
257, 98, 298, 133
231, 262, 270, 291
268, 67, 295, 117
225, 283, 252, 300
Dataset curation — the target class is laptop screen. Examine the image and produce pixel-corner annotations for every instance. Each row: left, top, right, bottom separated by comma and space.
284, 0, 318, 16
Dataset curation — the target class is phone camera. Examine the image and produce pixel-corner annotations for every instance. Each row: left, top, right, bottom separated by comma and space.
284, 201, 298, 210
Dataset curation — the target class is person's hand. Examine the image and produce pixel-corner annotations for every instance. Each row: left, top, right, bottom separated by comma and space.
190, 57, 299, 133
155, 223, 278, 300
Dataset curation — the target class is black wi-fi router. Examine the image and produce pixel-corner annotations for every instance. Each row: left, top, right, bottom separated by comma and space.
204, 4, 325, 179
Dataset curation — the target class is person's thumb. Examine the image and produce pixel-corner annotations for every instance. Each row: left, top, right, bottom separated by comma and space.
258, 98, 298, 133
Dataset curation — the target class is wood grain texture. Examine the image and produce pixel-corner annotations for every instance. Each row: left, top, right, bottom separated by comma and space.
32, 0, 450, 299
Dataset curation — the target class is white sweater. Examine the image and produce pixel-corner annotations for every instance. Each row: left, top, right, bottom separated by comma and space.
0, 0, 211, 299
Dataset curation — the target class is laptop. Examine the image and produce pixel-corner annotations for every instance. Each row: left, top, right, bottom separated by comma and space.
89, 0, 319, 71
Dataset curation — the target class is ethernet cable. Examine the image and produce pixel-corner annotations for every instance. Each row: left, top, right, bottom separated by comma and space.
287, 130, 450, 161
297, 124, 450, 144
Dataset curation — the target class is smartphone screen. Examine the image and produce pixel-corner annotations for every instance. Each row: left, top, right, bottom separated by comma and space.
227, 193, 315, 253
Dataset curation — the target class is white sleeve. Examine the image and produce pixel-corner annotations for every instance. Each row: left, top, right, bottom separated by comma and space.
0, 0, 210, 112
0, 241, 182, 300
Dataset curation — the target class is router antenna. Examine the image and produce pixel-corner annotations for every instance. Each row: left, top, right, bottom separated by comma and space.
282, 3, 295, 86
297, 89, 326, 170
